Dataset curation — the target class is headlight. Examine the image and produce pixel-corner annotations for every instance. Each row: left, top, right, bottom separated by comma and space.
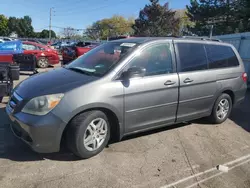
22, 94, 64, 115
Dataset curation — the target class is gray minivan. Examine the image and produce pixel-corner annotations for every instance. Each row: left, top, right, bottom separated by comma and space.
6, 37, 247, 159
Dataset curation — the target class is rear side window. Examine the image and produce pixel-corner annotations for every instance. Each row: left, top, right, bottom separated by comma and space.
22, 44, 37, 50
205, 44, 239, 69
176, 43, 208, 72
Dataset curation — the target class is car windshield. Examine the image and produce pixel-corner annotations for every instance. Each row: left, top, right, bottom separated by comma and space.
65, 41, 138, 77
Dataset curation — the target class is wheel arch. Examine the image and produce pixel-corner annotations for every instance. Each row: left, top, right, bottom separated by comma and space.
221, 89, 235, 105
209, 87, 235, 115
60, 104, 123, 149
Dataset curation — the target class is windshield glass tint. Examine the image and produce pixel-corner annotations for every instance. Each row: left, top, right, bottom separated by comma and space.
66, 41, 137, 76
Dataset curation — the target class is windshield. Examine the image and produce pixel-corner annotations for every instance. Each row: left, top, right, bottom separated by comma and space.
66, 41, 137, 76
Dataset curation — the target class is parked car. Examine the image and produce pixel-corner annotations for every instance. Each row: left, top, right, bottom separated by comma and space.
62, 41, 100, 65
20, 39, 46, 45
51, 41, 62, 49
6, 37, 247, 159
0, 37, 14, 41
108, 35, 132, 41
51, 41, 71, 50
22, 41, 60, 68
0, 40, 23, 63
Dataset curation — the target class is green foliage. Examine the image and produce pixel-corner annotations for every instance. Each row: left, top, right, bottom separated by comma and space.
132, 0, 180, 36
186, 0, 250, 36
38, 29, 56, 38
0, 14, 9, 36
7, 16, 35, 37
175, 9, 195, 36
84, 15, 134, 40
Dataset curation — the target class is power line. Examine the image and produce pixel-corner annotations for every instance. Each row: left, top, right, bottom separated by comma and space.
35, 26, 49, 31
51, 24, 133, 32
55, 0, 128, 16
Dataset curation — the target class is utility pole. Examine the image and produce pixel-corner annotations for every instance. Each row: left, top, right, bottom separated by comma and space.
49, 7, 54, 42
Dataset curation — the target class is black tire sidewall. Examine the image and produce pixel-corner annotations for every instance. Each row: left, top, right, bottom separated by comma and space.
212, 93, 232, 124
74, 111, 110, 159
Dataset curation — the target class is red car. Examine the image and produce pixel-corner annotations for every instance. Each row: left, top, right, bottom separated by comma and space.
22, 41, 60, 68
62, 42, 99, 65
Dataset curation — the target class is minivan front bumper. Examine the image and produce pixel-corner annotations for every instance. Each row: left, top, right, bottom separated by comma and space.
6, 103, 66, 153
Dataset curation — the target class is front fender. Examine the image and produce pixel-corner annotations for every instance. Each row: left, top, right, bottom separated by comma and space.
71, 102, 123, 124
54, 102, 124, 144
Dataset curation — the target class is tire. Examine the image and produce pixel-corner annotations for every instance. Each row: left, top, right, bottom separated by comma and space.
37, 57, 49, 68
208, 93, 232, 124
66, 111, 110, 159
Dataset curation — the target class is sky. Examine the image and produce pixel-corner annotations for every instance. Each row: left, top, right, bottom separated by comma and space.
0, 0, 190, 34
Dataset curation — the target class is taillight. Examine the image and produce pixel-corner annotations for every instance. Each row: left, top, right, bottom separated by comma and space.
242, 72, 247, 82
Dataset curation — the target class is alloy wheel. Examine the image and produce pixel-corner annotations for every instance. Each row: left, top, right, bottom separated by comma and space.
216, 98, 230, 120
83, 118, 108, 151
38, 58, 48, 68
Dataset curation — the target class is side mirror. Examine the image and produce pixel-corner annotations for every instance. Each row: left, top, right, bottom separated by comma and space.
121, 66, 146, 80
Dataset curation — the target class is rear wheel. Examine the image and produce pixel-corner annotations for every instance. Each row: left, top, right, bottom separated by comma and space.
37, 57, 48, 68
209, 93, 232, 124
66, 111, 110, 159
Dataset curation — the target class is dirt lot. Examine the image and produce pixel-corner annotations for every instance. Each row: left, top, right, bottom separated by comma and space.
0, 68, 250, 188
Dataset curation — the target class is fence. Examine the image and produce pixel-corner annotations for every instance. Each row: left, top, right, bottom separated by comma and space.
216, 32, 250, 84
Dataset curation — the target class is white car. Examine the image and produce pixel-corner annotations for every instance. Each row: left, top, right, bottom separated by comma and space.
0, 37, 13, 41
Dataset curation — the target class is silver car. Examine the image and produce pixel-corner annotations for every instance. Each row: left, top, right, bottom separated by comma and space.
6, 37, 247, 159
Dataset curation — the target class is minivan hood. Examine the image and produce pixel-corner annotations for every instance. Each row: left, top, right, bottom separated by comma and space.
15, 68, 98, 99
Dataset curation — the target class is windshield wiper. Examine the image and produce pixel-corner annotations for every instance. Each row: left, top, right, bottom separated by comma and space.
68, 67, 93, 75
67, 67, 101, 76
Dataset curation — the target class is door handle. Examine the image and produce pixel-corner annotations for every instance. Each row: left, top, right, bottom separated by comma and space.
164, 80, 176, 86
183, 78, 194, 83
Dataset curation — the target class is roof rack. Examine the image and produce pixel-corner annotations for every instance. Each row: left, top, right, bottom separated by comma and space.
182, 36, 222, 42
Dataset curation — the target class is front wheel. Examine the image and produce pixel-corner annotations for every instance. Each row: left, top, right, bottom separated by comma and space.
66, 111, 110, 159
208, 93, 232, 124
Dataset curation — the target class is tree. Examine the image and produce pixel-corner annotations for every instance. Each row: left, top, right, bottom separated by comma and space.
60, 27, 78, 39
235, 0, 250, 32
7, 16, 35, 37
186, 0, 243, 36
175, 9, 195, 35
39, 29, 56, 38
132, 0, 180, 37
0, 14, 9, 36
84, 21, 102, 40
7, 17, 19, 36
33, 32, 41, 38
84, 15, 134, 40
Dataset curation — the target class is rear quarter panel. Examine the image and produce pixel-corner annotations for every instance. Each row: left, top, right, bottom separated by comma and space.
216, 45, 247, 105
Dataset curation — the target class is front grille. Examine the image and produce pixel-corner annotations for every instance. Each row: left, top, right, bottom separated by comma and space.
8, 92, 23, 113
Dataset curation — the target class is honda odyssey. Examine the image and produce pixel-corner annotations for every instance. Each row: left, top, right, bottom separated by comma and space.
6, 37, 247, 159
